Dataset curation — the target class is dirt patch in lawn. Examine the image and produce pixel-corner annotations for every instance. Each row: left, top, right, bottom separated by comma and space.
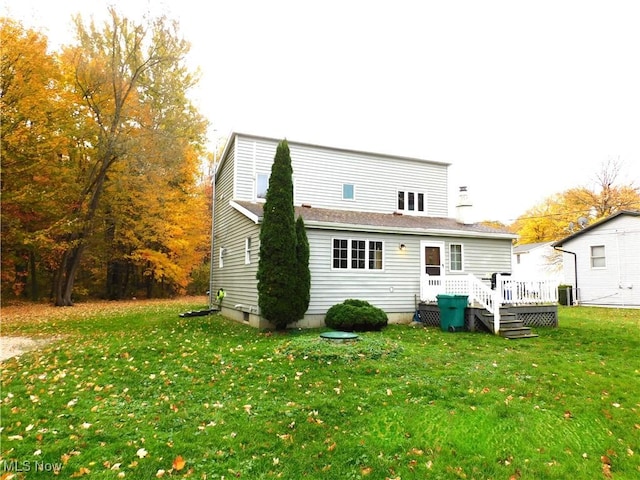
0, 336, 58, 362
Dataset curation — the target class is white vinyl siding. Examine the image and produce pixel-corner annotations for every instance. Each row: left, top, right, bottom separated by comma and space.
212, 139, 260, 311
233, 135, 449, 215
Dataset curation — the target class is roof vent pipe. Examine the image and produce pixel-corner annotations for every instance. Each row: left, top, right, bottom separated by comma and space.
456, 186, 473, 225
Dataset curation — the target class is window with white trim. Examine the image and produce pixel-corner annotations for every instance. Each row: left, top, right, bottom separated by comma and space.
450, 244, 463, 272
245, 237, 252, 264
590, 245, 606, 268
332, 238, 384, 270
219, 247, 225, 268
397, 190, 426, 214
256, 173, 269, 201
342, 183, 355, 200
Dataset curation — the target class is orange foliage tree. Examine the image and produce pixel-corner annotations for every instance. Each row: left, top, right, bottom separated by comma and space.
1, 11, 211, 303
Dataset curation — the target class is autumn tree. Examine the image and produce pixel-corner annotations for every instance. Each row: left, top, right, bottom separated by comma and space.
50, 8, 208, 305
0, 18, 77, 299
257, 140, 299, 329
512, 158, 640, 244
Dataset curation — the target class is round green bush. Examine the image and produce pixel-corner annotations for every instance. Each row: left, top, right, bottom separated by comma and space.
325, 299, 388, 331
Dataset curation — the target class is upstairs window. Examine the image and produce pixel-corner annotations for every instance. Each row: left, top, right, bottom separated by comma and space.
590, 245, 606, 268
397, 190, 425, 214
256, 173, 269, 201
342, 183, 355, 200
332, 238, 384, 270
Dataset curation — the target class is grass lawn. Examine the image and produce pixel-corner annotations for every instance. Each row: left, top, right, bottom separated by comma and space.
1, 298, 639, 479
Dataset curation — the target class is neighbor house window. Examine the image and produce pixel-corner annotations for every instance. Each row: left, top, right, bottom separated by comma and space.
450, 244, 463, 272
245, 237, 252, 264
590, 245, 606, 268
397, 190, 426, 214
332, 238, 384, 270
256, 173, 269, 201
342, 183, 355, 200
219, 247, 225, 268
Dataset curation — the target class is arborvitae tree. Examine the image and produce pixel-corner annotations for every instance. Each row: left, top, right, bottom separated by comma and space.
257, 140, 298, 329
292, 215, 311, 320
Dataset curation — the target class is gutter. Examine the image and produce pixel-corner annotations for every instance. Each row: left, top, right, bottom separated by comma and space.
553, 246, 578, 304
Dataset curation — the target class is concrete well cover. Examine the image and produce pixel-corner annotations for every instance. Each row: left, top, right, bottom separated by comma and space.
320, 331, 359, 340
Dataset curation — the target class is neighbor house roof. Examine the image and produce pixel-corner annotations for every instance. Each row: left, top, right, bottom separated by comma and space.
232, 201, 517, 240
513, 242, 552, 254
552, 210, 640, 247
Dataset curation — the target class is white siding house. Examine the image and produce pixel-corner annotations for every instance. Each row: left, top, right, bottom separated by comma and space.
211, 132, 519, 328
552, 211, 640, 307
512, 242, 563, 284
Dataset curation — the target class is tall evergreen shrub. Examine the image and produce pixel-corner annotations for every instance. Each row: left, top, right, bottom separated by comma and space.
256, 140, 298, 329
292, 215, 311, 319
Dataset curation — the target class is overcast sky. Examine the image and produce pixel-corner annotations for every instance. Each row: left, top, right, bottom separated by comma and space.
5, 0, 640, 224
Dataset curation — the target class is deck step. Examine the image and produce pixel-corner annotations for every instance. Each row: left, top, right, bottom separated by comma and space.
500, 326, 537, 339
503, 333, 539, 339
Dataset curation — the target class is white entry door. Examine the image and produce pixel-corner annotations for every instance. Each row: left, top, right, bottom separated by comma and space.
420, 241, 445, 301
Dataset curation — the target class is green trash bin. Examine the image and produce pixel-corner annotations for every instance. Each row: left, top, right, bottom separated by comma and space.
437, 294, 468, 332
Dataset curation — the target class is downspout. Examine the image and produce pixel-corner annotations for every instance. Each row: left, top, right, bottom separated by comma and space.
554, 246, 577, 305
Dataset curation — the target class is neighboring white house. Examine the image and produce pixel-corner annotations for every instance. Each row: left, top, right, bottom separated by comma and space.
552, 211, 640, 307
210, 132, 518, 328
512, 242, 563, 284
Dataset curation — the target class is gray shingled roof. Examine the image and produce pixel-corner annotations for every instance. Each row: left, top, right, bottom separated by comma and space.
234, 201, 516, 238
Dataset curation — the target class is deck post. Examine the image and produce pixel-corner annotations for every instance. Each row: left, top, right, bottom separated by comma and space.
493, 274, 502, 334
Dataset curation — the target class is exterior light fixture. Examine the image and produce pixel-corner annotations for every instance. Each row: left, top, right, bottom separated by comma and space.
399, 243, 406, 251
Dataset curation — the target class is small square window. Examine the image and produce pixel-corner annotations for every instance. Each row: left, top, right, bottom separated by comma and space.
343, 183, 355, 200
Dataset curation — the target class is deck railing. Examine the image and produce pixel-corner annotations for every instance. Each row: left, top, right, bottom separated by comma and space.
421, 274, 559, 334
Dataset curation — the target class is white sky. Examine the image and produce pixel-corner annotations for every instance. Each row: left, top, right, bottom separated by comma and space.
4, 0, 640, 224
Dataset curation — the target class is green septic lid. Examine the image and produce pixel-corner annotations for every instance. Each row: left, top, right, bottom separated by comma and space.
320, 331, 359, 340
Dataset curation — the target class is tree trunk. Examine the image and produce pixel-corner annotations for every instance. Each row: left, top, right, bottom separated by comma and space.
53, 243, 85, 306
29, 250, 38, 301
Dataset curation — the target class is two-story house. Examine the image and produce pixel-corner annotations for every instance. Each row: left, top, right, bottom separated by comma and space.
211, 132, 522, 329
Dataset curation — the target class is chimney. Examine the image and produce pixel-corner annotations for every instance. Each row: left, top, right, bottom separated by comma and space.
455, 186, 473, 225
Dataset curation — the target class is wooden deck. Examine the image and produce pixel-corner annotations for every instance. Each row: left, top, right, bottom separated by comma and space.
417, 302, 558, 338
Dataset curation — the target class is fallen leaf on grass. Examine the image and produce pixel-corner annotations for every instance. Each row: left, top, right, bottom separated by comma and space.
70, 467, 90, 477
172, 455, 186, 471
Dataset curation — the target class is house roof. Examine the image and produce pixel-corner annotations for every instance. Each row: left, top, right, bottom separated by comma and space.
214, 131, 451, 183
513, 242, 553, 254
232, 201, 517, 239
552, 210, 640, 247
